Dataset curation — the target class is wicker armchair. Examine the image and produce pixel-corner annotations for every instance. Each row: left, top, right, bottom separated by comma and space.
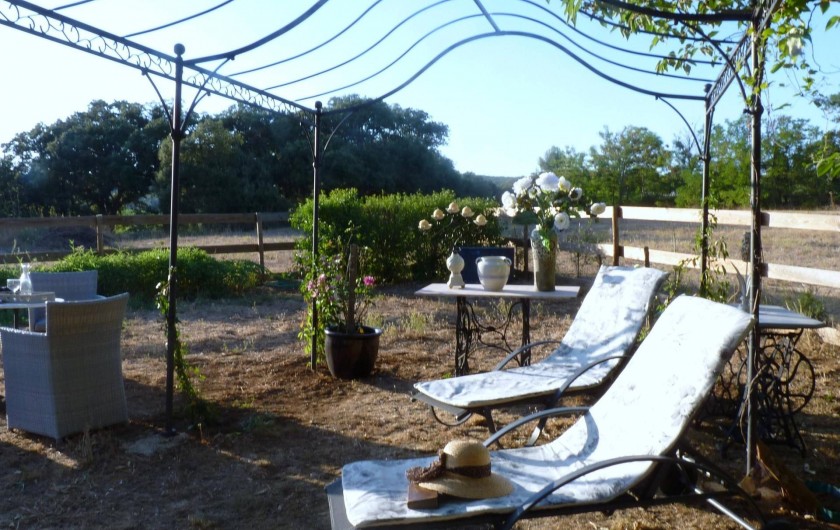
28, 270, 100, 332
1, 293, 129, 439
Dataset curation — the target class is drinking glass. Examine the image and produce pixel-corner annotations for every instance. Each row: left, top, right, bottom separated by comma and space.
6, 279, 21, 293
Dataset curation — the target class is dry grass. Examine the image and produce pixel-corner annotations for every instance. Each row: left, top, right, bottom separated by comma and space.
1, 224, 839, 529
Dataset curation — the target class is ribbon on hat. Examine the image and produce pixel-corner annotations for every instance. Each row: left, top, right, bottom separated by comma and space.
406, 451, 491, 482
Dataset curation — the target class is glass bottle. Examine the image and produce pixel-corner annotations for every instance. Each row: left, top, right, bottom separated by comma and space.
19, 263, 32, 295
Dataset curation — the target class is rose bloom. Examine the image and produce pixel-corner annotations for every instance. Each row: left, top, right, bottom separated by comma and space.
418, 219, 432, 230
363, 276, 375, 287
432, 208, 445, 220
447, 202, 460, 214
461, 206, 474, 218
590, 202, 607, 216
554, 212, 570, 232
473, 214, 487, 227
569, 187, 583, 201
512, 176, 532, 195
501, 191, 516, 210
558, 176, 571, 192
535, 171, 560, 192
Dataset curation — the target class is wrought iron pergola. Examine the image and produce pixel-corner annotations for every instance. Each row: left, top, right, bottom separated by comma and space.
1, 0, 789, 473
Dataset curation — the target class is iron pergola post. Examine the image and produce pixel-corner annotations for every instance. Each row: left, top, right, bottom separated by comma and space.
310, 101, 323, 370
164, 43, 186, 434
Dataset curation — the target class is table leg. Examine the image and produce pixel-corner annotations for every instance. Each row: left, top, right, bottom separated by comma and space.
520, 299, 531, 366
455, 297, 471, 376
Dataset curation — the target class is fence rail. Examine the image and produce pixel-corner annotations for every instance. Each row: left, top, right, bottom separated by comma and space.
3, 207, 839, 290
0, 212, 294, 269
570, 206, 840, 290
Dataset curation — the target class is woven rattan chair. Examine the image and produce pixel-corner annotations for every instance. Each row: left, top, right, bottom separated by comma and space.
28, 270, 100, 332
1, 293, 129, 439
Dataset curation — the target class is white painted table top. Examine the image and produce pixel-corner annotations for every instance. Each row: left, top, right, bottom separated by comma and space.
415, 283, 580, 301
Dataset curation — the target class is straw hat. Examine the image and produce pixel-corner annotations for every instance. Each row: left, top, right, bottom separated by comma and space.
406, 440, 513, 499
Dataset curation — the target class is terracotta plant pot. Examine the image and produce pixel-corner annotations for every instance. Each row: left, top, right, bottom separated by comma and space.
324, 325, 383, 379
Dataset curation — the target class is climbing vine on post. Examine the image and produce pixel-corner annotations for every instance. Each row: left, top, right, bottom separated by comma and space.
156, 276, 214, 427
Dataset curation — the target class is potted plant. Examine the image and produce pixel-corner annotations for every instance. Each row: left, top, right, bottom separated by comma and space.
500, 172, 605, 291
300, 241, 381, 379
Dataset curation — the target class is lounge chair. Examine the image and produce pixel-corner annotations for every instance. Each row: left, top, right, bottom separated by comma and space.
327, 296, 762, 529
412, 265, 669, 435
1, 293, 129, 439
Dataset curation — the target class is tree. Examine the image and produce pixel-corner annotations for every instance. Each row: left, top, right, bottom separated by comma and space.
3, 100, 167, 216
588, 126, 672, 206
762, 116, 824, 207
319, 95, 485, 196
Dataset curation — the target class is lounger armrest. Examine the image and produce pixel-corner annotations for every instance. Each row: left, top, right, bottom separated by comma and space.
493, 340, 562, 370
549, 354, 631, 402
484, 406, 589, 448
499, 454, 764, 530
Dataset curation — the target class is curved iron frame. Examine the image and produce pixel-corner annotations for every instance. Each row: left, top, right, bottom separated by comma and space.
0, 0, 779, 473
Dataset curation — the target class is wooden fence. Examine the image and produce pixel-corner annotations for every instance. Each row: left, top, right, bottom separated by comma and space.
3, 207, 839, 290
564, 206, 840, 290
0, 212, 294, 271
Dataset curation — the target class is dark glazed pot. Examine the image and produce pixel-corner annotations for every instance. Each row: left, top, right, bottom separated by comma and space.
324, 325, 383, 379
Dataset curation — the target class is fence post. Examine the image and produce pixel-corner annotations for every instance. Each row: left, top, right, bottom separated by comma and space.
255, 212, 266, 277
95, 214, 104, 255
611, 205, 622, 266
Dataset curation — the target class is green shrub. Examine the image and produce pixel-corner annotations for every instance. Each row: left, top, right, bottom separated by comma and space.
43, 246, 262, 304
290, 189, 505, 283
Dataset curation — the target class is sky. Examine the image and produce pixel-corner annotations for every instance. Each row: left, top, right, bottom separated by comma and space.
1, 1, 839, 178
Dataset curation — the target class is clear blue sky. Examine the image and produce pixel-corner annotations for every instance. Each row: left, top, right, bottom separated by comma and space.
1, 1, 838, 178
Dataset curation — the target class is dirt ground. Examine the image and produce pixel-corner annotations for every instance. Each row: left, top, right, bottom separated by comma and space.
2, 260, 840, 529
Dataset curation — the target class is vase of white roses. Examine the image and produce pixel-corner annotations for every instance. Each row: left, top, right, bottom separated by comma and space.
501, 172, 605, 291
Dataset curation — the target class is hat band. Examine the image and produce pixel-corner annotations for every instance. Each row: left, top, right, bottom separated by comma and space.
406, 452, 492, 483
448, 463, 491, 479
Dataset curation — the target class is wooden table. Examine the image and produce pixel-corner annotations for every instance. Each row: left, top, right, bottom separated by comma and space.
415, 283, 580, 376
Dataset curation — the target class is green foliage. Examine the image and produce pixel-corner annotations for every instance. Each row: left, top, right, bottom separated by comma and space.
290, 189, 504, 283
47, 246, 262, 304
298, 237, 378, 363
587, 126, 673, 206
1, 100, 167, 216
155, 277, 216, 426
786, 290, 827, 322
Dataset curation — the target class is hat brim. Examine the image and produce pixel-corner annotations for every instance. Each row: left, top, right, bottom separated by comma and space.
419, 472, 513, 500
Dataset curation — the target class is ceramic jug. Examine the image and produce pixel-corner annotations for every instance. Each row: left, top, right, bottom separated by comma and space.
476, 256, 511, 291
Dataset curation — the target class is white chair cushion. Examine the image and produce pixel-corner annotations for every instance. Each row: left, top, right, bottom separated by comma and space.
414, 265, 668, 409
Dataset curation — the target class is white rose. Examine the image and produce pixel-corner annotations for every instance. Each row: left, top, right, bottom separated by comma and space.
418, 219, 432, 231
473, 214, 487, 227
558, 176, 571, 192
501, 191, 516, 210
590, 202, 606, 216
512, 176, 532, 195
553, 212, 570, 232
432, 208, 445, 220
569, 187, 583, 201
461, 206, 475, 218
447, 202, 459, 214
535, 171, 560, 192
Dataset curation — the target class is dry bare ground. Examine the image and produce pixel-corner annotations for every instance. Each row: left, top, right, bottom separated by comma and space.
2, 223, 840, 529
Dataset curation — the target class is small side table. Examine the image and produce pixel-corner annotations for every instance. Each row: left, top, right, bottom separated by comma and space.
415, 283, 580, 376
0, 292, 57, 329
715, 305, 825, 454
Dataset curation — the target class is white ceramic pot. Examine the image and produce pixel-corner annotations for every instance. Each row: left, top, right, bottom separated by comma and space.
476, 256, 511, 291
